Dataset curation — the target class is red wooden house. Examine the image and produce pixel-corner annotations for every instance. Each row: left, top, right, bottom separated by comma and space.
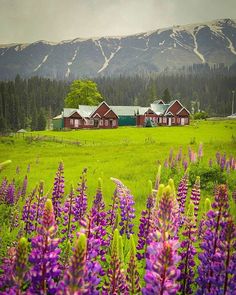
54, 101, 118, 130
136, 99, 190, 127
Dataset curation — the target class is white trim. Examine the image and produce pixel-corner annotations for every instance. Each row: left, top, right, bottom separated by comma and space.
90, 101, 111, 117
165, 111, 174, 116
69, 110, 84, 118
144, 108, 157, 115
92, 112, 102, 118
176, 107, 191, 115
164, 100, 186, 115
103, 108, 119, 118
157, 99, 164, 104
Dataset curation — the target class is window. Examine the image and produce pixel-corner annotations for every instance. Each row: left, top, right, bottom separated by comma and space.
159, 117, 162, 123
105, 120, 108, 126
90, 119, 94, 125
100, 120, 103, 126
78, 119, 82, 125
177, 118, 180, 123
172, 117, 175, 123
112, 119, 116, 127
70, 119, 73, 125
163, 117, 166, 123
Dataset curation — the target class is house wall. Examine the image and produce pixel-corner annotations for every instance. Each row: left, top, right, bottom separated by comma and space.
52, 118, 64, 130
118, 116, 136, 126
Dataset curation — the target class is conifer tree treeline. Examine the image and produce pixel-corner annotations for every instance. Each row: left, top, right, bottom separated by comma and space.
0, 64, 235, 132
0, 75, 69, 132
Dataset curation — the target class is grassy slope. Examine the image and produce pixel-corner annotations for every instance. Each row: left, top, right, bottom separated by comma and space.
0, 120, 236, 215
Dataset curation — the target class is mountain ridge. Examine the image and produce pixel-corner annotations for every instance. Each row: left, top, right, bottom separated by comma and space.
0, 18, 236, 80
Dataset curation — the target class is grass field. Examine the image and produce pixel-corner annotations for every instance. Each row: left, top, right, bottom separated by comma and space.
1, 120, 236, 216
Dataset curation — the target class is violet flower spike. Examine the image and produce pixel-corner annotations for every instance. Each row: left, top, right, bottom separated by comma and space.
29, 199, 61, 294
111, 178, 135, 239
74, 168, 88, 222
190, 176, 201, 219
52, 161, 64, 222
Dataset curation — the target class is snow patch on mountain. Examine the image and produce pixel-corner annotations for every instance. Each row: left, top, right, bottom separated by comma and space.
95, 40, 121, 73
66, 48, 79, 78
33, 55, 49, 72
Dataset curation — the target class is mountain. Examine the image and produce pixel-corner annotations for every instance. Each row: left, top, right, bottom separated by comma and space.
0, 18, 236, 80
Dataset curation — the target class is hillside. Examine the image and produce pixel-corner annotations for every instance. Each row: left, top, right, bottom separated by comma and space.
0, 19, 236, 80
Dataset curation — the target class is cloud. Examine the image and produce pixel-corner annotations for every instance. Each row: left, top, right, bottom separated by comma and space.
0, 0, 235, 43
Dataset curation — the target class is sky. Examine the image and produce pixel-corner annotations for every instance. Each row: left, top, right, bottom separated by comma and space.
0, 0, 236, 44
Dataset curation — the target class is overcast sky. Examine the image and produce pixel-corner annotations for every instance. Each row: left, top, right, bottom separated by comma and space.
0, 0, 236, 44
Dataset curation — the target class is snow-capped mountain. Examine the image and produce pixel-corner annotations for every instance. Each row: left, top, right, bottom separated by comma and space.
0, 18, 236, 79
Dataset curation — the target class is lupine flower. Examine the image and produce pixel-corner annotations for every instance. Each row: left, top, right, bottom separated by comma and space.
233, 190, 236, 203
10, 207, 19, 232
127, 235, 141, 294
164, 159, 169, 168
61, 185, 77, 242
143, 237, 180, 295
177, 147, 183, 162
88, 178, 109, 261
178, 202, 197, 294
21, 175, 28, 200
22, 186, 37, 235
198, 198, 211, 239
33, 181, 46, 231
190, 176, 201, 219
177, 172, 188, 225
154, 164, 161, 190
216, 151, 221, 165
57, 234, 89, 294
0, 237, 29, 292
74, 168, 88, 222
111, 178, 135, 239
52, 161, 64, 222
106, 188, 119, 230
29, 199, 61, 294
103, 229, 128, 294
169, 148, 173, 164
220, 218, 236, 294
197, 185, 230, 294
5, 182, 15, 205
0, 177, 8, 203
137, 181, 155, 260
198, 143, 203, 160
182, 158, 188, 171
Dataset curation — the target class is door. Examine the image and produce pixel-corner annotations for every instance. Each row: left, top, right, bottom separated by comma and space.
181, 118, 185, 125
168, 117, 172, 126
74, 119, 79, 128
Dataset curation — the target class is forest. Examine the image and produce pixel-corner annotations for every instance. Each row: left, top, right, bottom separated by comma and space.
0, 63, 235, 132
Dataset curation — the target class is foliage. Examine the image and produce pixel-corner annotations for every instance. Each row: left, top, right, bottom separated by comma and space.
64, 79, 103, 108
193, 111, 208, 120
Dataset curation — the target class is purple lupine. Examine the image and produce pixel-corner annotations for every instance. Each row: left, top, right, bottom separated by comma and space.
143, 237, 181, 295
137, 180, 155, 260
52, 161, 64, 222
21, 175, 28, 200
198, 143, 203, 160
0, 177, 8, 203
74, 168, 88, 222
57, 234, 89, 294
5, 182, 15, 205
88, 178, 109, 261
197, 185, 230, 294
190, 176, 201, 218
209, 158, 213, 167
152, 185, 179, 239
178, 202, 197, 294
220, 218, 236, 294
127, 235, 141, 294
61, 185, 77, 242
154, 164, 161, 190
233, 190, 236, 203
0, 237, 29, 293
106, 187, 119, 230
198, 198, 211, 239
111, 178, 135, 239
177, 147, 183, 162
103, 229, 128, 294
177, 172, 188, 225
169, 148, 173, 164
164, 159, 169, 168
29, 199, 61, 294
182, 158, 188, 171
10, 207, 19, 232
22, 186, 37, 235
33, 181, 46, 231
216, 151, 221, 165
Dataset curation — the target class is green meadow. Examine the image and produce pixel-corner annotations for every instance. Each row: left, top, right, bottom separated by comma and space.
0, 120, 236, 215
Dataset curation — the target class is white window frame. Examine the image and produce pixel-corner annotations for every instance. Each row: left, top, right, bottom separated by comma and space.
100, 120, 103, 126
105, 120, 108, 126
112, 119, 116, 127
70, 119, 74, 125
163, 117, 167, 123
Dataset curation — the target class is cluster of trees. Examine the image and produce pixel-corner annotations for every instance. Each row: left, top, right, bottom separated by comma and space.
0, 63, 235, 132
0, 75, 68, 132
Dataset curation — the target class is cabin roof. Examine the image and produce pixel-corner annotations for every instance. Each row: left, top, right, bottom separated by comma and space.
110, 105, 140, 116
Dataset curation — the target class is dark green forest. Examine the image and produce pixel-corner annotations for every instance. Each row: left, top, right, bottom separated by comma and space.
0, 63, 236, 132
